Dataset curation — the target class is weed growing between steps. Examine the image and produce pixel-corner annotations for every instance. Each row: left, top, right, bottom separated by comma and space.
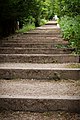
59, 16, 80, 54
54, 44, 70, 48
66, 63, 80, 68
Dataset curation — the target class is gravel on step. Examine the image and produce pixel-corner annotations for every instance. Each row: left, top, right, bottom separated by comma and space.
0, 63, 80, 69
0, 111, 80, 120
0, 79, 80, 98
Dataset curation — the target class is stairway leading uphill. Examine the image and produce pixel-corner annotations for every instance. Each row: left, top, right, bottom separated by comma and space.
0, 20, 80, 115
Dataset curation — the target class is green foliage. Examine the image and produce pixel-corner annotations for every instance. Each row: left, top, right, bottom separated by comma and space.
40, 0, 54, 20
59, 16, 80, 54
54, 0, 80, 54
54, 0, 80, 17
16, 23, 35, 33
39, 19, 48, 26
54, 0, 61, 17
0, 0, 54, 36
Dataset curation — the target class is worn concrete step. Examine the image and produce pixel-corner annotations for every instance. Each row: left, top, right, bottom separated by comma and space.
28, 29, 61, 34
1, 38, 66, 44
37, 25, 59, 29
0, 47, 75, 54
36, 27, 60, 30
23, 31, 60, 34
2, 35, 63, 41
0, 54, 79, 63
4, 36, 63, 41
45, 21, 57, 25
0, 43, 69, 48
0, 79, 80, 112
0, 40, 68, 45
22, 33, 61, 37
0, 63, 80, 80
0, 111, 80, 120
25, 32, 60, 35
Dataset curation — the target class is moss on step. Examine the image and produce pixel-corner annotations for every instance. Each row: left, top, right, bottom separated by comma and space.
66, 63, 80, 68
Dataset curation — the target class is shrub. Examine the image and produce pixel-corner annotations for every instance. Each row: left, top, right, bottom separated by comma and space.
59, 15, 80, 54
16, 23, 35, 33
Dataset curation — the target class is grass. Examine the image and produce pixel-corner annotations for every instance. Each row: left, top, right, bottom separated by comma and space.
16, 19, 48, 33
66, 63, 80, 68
16, 23, 36, 33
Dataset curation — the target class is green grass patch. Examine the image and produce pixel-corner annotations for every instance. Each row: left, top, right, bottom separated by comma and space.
16, 19, 47, 33
16, 23, 35, 33
66, 63, 80, 68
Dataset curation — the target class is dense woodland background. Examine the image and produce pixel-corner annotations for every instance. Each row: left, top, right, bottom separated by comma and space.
0, 0, 80, 53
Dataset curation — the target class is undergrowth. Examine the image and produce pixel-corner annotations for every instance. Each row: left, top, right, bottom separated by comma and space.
16, 23, 35, 33
16, 19, 47, 33
39, 19, 48, 26
59, 15, 80, 54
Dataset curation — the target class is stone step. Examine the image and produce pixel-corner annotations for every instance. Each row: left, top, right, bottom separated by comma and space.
1, 38, 66, 44
36, 27, 60, 30
28, 29, 61, 34
0, 43, 69, 48
0, 79, 80, 112
22, 33, 61, 37
0, 47, 75, 54
37, 25, 59, 29
0, 54, 79, 63
25, 32, 60, 35
23, 29, 61, 35
0, 111, 80, 120
0, 63, 80, 80
4, 36, 63, 41
45, 21, 57, 25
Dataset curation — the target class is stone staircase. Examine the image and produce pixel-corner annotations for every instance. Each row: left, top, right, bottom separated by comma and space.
0, 21, 80, 115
